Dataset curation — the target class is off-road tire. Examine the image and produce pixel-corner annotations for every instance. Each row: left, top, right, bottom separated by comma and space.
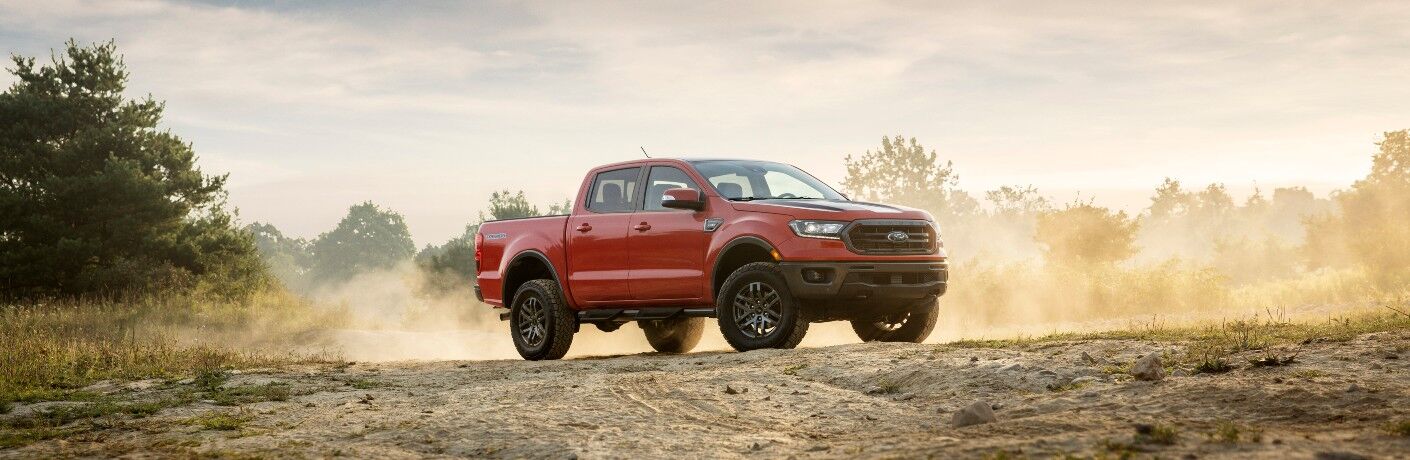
641, 317, 705, 353
717, 262, 809, 351
850, 300, 939, 343
510, 279, 575, 360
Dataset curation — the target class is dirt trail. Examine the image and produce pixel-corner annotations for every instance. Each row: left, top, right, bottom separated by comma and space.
5, 331, 1409, 458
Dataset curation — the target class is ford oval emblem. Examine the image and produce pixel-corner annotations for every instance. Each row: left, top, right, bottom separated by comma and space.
886, 231, 909, 242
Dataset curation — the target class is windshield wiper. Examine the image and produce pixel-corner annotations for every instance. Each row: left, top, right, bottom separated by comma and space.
727, 196, 824, 201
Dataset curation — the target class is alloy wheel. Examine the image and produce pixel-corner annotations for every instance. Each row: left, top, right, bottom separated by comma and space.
733, 281, 782, 338
517, 297, 548, 347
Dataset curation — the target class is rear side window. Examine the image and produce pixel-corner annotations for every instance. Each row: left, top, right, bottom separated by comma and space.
643, 166, 701, 211
587, 167, 641, 213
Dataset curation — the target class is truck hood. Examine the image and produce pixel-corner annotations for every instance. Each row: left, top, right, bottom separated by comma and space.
728, 199, 933, 221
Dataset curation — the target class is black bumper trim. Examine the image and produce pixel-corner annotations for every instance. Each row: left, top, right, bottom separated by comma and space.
780, 261, 948, 300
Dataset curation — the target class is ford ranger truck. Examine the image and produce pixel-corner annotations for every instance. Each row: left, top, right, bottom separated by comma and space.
474, 159, 949, 360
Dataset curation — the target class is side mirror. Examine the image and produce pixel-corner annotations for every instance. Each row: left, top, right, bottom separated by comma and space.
661, 188, 705, 211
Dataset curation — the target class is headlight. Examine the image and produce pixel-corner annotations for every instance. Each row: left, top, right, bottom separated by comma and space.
929, 220, 944, 248
788, 220, 848, 239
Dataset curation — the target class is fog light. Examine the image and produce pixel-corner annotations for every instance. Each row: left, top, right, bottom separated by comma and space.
802, 268, 831, 283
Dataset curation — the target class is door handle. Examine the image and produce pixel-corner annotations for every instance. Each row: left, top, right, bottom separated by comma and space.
576, 223, 592, 232
633, 222, 652, 231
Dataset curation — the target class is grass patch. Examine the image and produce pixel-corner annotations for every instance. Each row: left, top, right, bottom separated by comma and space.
0, 395, 195, 447
942, 309, 1410, 353
0, 291, 340, 404
189, 411, 252, 431
1135, 423, 1179, 445
1385, 419, 1410, 437
0, 291, 339, 447
1049, 381, 1089, 392
209, 383, 292, 406
0, 426, 79, 449
344, 378, 388, 390
1210, 421, 1262, 443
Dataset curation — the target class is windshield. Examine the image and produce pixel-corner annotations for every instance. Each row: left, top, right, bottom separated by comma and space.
689, 160, 846, 201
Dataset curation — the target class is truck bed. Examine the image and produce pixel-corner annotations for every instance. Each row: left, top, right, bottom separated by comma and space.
475, 214, 571, 306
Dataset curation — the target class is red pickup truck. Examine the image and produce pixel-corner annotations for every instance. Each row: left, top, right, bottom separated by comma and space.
474, 159, 949, 360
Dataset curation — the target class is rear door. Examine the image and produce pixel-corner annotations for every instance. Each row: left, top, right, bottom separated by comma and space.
565, 166, 642, 305
627, 165, 710, 302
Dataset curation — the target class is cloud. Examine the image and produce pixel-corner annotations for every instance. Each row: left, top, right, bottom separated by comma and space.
2, 1, 1407, 244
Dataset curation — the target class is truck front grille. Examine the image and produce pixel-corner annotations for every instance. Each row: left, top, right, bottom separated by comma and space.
842, 220, 936, 255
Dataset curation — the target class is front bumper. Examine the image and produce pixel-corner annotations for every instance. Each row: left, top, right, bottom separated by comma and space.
779, 261, 948, 301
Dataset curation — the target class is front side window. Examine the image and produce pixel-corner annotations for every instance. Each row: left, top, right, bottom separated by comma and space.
643, 166, 702, 211
587, 167, 641, 213
689, 160, 845, 201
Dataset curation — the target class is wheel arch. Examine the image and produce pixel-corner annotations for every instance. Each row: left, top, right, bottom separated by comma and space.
710, 236, 778, 299
503, 249, 564, 308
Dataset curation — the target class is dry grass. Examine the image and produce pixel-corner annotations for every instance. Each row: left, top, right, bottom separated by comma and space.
943, 306, 1410, 361
0, 290, 343, 408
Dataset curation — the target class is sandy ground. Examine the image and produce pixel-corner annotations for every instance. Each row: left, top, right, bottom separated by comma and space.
4, 329, 1410, 459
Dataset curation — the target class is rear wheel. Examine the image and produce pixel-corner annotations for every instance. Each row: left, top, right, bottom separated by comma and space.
717, 262, 809, 351
510, 279, 575, 360
850, 300, 939, 343
641, 317, 705, 353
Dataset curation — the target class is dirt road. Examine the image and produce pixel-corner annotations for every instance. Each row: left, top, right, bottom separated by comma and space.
4, 330, 1409, 458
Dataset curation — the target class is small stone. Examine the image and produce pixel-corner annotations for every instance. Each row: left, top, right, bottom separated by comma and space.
864, 386, 884, 395
1171, 368, 1189, 377
1129, 354, 1165, 381
951, 401, 998, 427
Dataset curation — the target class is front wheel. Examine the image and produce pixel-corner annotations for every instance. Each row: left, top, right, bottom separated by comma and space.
510, 279, 576, 360
717, 262, 809, 352
641, 317, 705, 353
850, 300, 939, 343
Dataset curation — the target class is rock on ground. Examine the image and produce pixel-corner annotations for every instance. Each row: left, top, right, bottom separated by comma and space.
952, 401, 998, 427
1129, 353, 1165, 381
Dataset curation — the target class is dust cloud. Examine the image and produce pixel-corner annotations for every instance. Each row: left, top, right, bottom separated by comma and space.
297, 133, 1408, 361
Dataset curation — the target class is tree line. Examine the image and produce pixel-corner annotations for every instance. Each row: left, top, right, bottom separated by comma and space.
4, 40, 1406, 303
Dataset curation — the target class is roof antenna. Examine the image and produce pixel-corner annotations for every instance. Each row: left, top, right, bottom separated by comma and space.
640, 146, 651, 159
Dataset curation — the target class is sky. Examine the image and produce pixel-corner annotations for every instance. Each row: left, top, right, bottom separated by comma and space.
2, 0, 1407, 246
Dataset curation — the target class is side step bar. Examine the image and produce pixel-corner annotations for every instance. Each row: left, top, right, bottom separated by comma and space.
498, 307, 716, 322
578, 307, 717, 324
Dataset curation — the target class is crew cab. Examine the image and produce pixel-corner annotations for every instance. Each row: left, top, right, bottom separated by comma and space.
474, 159, 949, 360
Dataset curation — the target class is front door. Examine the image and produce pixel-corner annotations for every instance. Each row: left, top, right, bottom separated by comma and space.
627, 165, 710, 302
566, 166, 641, 305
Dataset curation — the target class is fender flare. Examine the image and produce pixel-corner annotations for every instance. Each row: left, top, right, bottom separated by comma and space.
503, 249, 565, 305
709, 235, 777, 295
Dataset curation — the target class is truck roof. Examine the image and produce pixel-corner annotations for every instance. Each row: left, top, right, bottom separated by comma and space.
590, 157, 786, 170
